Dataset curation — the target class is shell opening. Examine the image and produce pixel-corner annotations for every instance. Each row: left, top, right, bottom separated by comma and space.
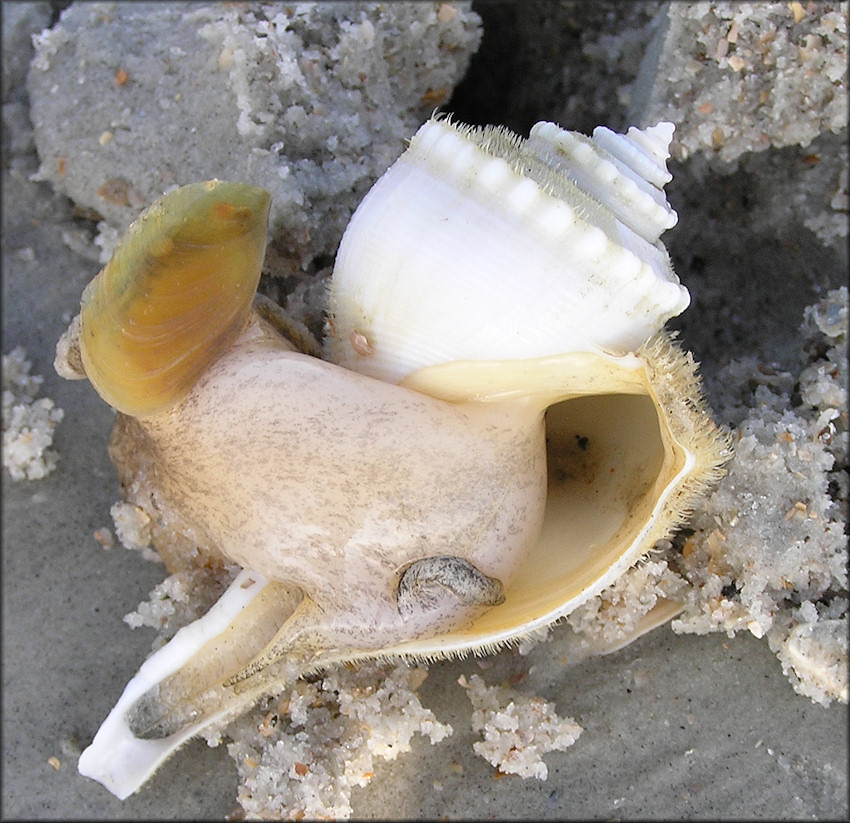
389, 332, 731, 659
483, 391, 673, 636
385, 389, 677, 652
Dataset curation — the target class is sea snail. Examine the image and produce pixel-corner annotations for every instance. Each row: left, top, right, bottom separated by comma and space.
58, 118, 731, 799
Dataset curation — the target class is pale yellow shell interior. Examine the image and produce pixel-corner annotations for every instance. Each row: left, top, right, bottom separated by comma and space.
370, 332, 726, 660
79, 181, 271, 418
470, 390, 678, 644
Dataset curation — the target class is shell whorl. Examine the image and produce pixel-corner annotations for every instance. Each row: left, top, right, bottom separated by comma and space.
79, 180, 271, 418
526, 121, 678, 247
328, 117, 689, 384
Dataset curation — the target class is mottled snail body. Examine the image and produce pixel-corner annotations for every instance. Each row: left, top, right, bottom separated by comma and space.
58, 119, 730, 798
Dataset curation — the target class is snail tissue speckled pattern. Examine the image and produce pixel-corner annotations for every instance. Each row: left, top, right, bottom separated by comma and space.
55, 118, 731, 799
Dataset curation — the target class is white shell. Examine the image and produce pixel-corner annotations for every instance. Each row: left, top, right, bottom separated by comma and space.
328, 118, 689, 383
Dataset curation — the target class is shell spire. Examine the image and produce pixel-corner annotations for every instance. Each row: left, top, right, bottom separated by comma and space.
527, 120, 678, 246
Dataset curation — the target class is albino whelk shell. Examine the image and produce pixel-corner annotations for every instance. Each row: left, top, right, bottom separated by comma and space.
62, 117, 730, 800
